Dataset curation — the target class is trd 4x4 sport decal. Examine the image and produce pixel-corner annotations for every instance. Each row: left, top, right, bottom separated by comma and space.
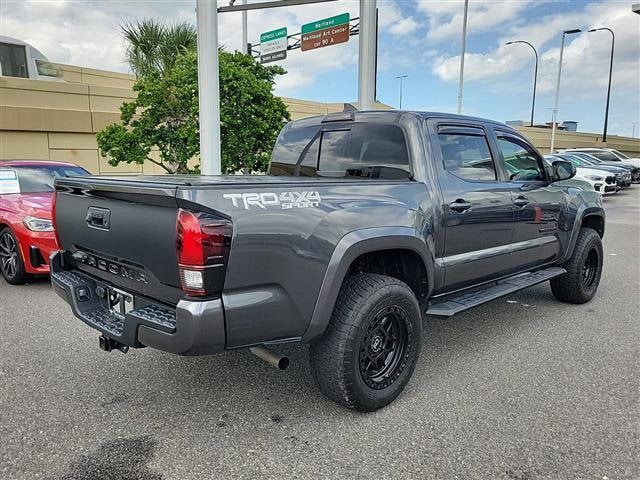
223, 191, 321, 210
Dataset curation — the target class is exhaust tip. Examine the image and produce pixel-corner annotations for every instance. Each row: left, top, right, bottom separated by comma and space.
277, 356, 290, 371
249, 346, 290, 370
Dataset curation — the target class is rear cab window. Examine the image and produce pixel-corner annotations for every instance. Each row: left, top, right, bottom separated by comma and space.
270, 122, 412, 180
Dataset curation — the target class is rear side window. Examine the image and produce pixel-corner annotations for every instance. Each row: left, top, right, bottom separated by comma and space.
270, 123, 411, 179
437, 130, 497, 181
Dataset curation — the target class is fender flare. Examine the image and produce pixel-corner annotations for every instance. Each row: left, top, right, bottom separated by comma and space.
301, 227, 434, 343
560, 205, 605, 263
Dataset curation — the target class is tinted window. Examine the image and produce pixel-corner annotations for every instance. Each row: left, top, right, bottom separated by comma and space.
438, 132, 496, 181
497, 136, 545, 181
270, 125, 320, 176
270, 123, 410, 179
0, 43, 28, 78
1, 166, 89, 194
586, 151, 619, 161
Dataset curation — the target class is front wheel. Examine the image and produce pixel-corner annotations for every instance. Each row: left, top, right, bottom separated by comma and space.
0, 227, 28, 285
551, 227, 603, 304
309, 273, 422, 412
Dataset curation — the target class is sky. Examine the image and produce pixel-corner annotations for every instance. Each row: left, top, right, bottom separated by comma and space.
1, 0, 639, 137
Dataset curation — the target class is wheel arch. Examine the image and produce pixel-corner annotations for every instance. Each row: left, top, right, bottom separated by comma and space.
302, 227, 434, 343
560, 206, 605, 263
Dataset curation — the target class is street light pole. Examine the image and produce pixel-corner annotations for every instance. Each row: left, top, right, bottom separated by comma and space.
505, 40, 538, 127
395, 74, 408, 109
241, 0, 248, 54
550, 28, 581, 153
457, 0, 469, 114
588, 27, 614, 143
196, 0, 222, 175
358, 0, 377, 110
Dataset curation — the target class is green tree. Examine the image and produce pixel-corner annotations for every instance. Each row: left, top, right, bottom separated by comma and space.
97, 49, 290, 174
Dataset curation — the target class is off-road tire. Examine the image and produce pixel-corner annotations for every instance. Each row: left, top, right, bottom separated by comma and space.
0, 227, 28, 285
309, 273, 422, 412
550, 227, 603, 304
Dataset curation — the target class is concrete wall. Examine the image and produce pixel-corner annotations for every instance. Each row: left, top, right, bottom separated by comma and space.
1, 63, 639, 175
515, 126, 640, 157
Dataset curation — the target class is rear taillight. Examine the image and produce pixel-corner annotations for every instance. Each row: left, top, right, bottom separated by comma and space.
51, 191, 61, 247
176, 208, 232, 297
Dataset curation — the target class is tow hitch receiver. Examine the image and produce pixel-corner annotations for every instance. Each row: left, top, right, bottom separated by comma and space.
99, 335, 129, 354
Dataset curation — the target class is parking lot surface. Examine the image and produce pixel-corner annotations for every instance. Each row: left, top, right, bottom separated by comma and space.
1, 189, 638, 480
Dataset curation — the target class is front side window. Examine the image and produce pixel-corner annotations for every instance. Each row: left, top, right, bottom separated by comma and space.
497, 136, 545, 182
0, 42, 28, 78
437, 131, 497, 181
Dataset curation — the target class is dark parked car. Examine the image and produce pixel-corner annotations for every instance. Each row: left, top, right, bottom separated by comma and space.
50, 111, 605, 411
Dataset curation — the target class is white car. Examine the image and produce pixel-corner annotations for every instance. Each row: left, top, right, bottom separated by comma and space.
544, 155, 617, 195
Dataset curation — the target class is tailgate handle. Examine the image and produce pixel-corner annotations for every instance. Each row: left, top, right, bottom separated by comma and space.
86, 207, 111, 230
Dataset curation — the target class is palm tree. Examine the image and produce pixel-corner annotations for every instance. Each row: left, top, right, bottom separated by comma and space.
121, 19, 197, 77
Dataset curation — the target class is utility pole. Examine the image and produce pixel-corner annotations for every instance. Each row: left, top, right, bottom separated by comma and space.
196, 0, 222, 175
632, 122, 638, 138
242, 0, 248, 54
358, 0, 377, 110
550, 28, 581, 153
457, 0, 469, 114
395, 74, 408, 109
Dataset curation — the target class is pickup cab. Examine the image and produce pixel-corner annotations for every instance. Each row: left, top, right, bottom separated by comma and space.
50, 111, 605, 411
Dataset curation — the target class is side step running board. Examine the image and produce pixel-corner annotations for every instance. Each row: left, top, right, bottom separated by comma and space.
426, 267, 566, 317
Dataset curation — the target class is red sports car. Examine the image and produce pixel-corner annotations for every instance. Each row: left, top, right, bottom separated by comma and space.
0, 160, 90, 284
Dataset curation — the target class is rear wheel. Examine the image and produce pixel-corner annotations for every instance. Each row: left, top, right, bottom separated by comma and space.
551, 227, 603, 304
0, 227, 28, 285
309, 273, 422, 412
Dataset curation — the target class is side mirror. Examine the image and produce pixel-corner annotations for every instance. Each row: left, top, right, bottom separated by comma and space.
551, 160, 576, 182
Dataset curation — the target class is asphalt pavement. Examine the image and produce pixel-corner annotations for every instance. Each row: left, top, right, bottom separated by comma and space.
1, 188, 638, 480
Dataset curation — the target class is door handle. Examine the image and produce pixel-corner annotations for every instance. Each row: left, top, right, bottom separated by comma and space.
513, 196, 530, 207
449, 199, 472, 212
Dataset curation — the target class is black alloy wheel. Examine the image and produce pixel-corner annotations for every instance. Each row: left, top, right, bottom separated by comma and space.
359, 306, 411, 390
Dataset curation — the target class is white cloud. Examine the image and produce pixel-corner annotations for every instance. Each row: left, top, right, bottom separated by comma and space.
0, 0, 418, 96
429, 1, 640, 99
416, 0, 535, 42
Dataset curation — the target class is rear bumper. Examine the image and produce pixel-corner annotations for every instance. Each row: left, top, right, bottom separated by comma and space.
50, 252, 225, 355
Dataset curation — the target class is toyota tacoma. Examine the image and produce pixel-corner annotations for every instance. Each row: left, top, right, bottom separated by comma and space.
51, 111, 605, 411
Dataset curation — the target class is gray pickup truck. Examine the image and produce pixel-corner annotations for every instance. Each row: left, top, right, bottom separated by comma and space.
51, 111, 605, 411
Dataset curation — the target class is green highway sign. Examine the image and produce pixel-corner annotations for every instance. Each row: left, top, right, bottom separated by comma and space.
301, 13, 350, 35
260, 27, 287, 43
260, 26, 288, 64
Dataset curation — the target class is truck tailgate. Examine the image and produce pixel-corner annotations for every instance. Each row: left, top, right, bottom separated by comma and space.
55, 176, 182, 304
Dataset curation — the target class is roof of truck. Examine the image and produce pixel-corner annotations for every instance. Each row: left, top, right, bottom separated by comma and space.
290, 110, 509, 129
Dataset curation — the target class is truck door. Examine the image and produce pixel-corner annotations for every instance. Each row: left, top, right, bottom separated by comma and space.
432, 124, 516, 290
493, 131, 564, 269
